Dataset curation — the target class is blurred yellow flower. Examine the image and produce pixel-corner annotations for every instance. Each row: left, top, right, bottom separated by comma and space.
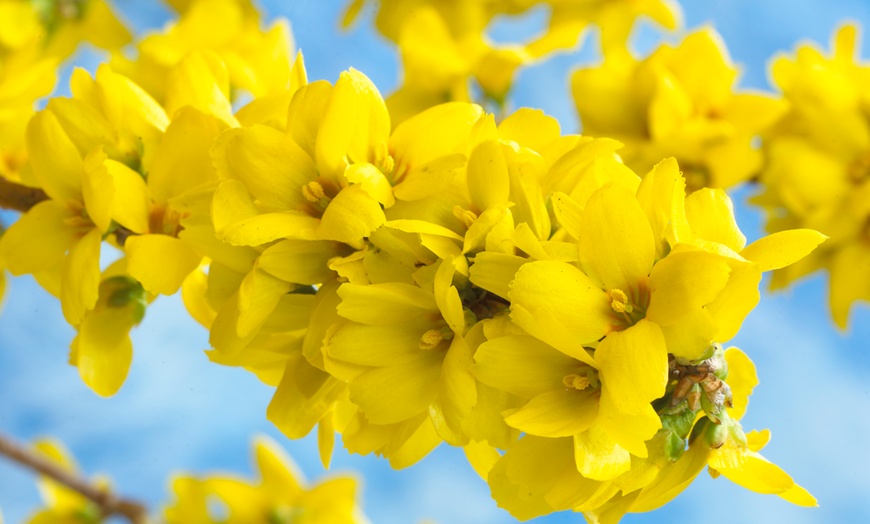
25, 438, 110, 524
573, 28, 785, 191
164, 436, 369, 524
753, 23, 870, 328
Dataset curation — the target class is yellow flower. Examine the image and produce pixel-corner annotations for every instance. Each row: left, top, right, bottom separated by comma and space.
753, 23, 870, 328
0, 0, 130, 182
164, 436, 369, 524
25, 438, 111, 524
69, 271, 146, 397
111, 0, 294, 106
346, 0, 680, 120
573, 28, 786, 191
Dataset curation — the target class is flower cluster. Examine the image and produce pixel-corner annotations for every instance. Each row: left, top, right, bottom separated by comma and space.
0, 0, 129, 181
572, 27, 785, 192
753, 24, 870, 328
0, 1, 841, 522
343, 0, 681, 123
184, 58, 821, 519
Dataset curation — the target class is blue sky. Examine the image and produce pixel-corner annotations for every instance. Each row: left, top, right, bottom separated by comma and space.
2, 0, 870, 522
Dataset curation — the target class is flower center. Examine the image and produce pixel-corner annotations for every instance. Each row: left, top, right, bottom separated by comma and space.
419, 326, 454, 351
562, 367, 600, 391
609, 287, 646, 326
302, 181, 332, 211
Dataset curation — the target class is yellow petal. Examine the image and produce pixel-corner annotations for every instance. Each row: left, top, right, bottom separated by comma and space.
258, 240, 343, 285
148, 108, 228, 203
710, 446, 795, 495
705, 262, 762, 342
105, 160, 150, 234
60, 229, 102, 326
435, 336, 477, 444
0, 201, 78, 275
391, 102, 483, 170
267, 356, 345, 439
504, 388, 598, 438
830, 243, 870, 329
740, 229, 828, 272
468, 252, 526, 300
466, 140, 510, 212
166, 51, 237, 126
213, 125, 317, 210
498, 108, 561, 152
316, 69, 390, 179
509, 260, 612, 346
597, 390, 660, 458
464, 440, 502, 480
73, 308, 136, 397
327, 320, 432, 366
237, 268, 293, 338
636, 157, 691, 257
595, 320, 668, 416
26, 111, 83, 204
579, 185, 655, 291
349, 351, 442, 425
253, 435, 304, 493
646, 249, 731, 325
724, 347, 758, 421
286, 80, 333, 159
778, 483, 818, 507
125, 235, 201, 296
82, 147, 114, 232
318, 185, 386, 249
685, 188, 746, 253
344, 162, 396, 207
473, 334, 581, 398
392, 153, 466, 201
336, 282, 436, 324
573, 423, 631, 481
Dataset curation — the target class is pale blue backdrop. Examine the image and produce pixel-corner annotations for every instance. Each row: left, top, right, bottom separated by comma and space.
1, 0, 869, 522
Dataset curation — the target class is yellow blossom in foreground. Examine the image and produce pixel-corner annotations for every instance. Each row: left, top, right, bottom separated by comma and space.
753, 23, 870, 328
164, 436, 369, 524
573, 28, 785, 191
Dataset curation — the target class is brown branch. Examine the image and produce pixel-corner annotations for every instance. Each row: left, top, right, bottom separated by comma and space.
0, 432, 150, 524
0, 178, 48, 212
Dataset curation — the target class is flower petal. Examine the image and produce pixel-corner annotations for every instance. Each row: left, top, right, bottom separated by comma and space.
740, 229, 828, 272
509, 260, 612, 346
573, 423, 631, 481
125, 235, 201, 296
504, 388, 598, 438
579, 185, 655, 291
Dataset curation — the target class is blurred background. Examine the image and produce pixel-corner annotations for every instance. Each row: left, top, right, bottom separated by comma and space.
1, 0, 870, 522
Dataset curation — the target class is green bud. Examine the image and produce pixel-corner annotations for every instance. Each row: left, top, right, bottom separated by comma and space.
664, 430, 687, 462
101, 276, 147, 324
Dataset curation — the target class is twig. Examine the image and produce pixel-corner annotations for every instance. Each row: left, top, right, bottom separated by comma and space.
0, 178, 48, 212
0, 432, 150, 523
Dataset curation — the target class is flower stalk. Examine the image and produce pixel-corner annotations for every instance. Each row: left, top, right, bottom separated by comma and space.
0, 432, 149, 524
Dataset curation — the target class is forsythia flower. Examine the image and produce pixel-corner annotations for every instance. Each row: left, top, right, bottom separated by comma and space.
344, 0, 681, 123
164, 436, 369, 524
25, 438, 111, 524
111, 0, 295, 105
0, 53, 236, 395
753, 24, 870, 328
573, 28, 786, 191
0, 0, 130, 181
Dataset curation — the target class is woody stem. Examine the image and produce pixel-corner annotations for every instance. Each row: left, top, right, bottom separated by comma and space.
0, 178, 48, 213
0, 432, 149, 523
